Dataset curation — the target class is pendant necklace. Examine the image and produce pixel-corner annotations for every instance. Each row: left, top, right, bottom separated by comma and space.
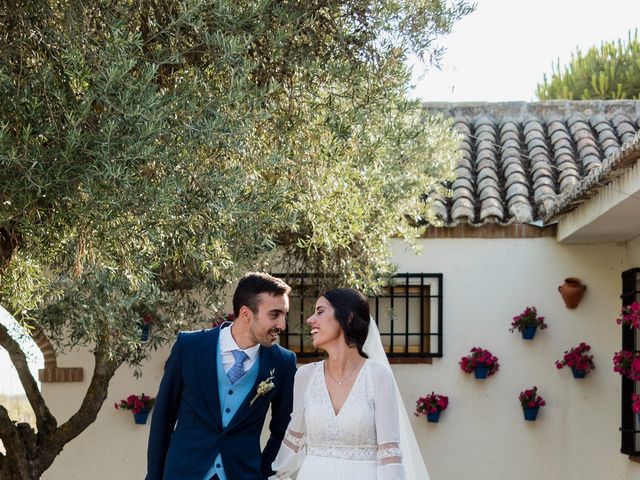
325, 361, 360, 385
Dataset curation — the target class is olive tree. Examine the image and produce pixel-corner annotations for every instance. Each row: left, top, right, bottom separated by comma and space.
0, 0, 470, 478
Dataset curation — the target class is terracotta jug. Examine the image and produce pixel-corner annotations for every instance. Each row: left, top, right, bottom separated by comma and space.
558, 277, 586, 309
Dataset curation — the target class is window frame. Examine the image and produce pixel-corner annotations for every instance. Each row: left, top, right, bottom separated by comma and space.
620, 267, 640, 458
274, 273, 443, 364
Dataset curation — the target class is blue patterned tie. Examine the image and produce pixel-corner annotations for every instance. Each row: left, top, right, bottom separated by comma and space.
227, 349, 249, 384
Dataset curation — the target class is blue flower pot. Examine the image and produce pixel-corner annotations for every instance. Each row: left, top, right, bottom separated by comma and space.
474, 365, 489, 379
571, 367, 586, 379
133, 410, 150, 425
521, 325, 537, 340
523, 406, 539, 421
140, 324, 151, 342
426, 411, 441, 423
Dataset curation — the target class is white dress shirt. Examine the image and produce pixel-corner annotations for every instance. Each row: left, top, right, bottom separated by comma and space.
219, 324, 260, 373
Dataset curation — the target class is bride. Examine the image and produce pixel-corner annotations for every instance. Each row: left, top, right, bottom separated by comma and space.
271, 288, 430, 480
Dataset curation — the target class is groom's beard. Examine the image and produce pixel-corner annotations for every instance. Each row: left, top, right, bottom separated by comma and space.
251, 325, 282, 347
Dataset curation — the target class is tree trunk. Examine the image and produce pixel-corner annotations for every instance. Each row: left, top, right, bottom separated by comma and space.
0, 415, 38, 480
0, 456, 38, 480
0, 331, 121, 479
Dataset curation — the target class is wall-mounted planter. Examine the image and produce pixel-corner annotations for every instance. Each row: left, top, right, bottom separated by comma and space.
523, 406, 539, 421
571, 367, 587, 379
558, 277, 586, 309
521, 325, 537, 340
474, 365, 489, 379
133, 410, 150, 425
426, 411, 442, 423
460, 347, 499, 378
140, 323, 151, 342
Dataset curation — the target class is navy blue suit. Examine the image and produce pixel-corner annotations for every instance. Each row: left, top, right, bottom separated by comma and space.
146, 325, 296, 480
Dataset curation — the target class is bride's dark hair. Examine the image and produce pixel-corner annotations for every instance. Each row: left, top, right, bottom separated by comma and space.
322, 288, 370, 358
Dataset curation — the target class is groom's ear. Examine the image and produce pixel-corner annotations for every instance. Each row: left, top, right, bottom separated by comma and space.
238, 305, 253, 322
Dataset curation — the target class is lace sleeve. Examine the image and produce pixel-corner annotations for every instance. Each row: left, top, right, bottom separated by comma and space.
373, 363, 406, 480
270, 363, 315, 479
282, 428, 305, 453
378, 441, 402, 465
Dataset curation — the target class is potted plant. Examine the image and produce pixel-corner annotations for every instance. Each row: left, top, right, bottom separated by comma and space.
115, 393, 156, 424
632, 393, 640, 423
415, 392, 449, 423
509, 306, 548, 340
459, 347, 499, 379
613, 350, 640, 381
555, 342, 595, 378
518, 386, 546, 421
213, 312, 235, 328
140, 313, 154, 342
616, 302, 640, 329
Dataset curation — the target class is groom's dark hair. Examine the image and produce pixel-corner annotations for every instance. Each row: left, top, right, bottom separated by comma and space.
233, 272, 291, 317
322, 288, 370, 358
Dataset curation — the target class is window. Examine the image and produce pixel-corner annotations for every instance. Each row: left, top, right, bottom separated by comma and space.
621, 267, 640, 457
275, 273, 443, 363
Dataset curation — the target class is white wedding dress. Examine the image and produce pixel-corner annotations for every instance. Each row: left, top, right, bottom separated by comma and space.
271, 360, 405, 479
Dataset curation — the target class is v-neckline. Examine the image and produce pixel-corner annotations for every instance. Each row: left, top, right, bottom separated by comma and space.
321, 359, 368, 417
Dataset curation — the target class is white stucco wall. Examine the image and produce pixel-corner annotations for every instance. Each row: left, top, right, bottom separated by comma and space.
628, 235, 640, 267
40, 344, 172, 480
40, 237, 640, 480
390, 237, 640, 480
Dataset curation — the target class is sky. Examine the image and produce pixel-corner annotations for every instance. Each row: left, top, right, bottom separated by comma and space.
1, 0, 640, 396
0, 309, 42, 396
409, 0, 640, 102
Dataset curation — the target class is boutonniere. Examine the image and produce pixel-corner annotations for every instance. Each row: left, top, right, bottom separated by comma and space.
250, 369, 275, 406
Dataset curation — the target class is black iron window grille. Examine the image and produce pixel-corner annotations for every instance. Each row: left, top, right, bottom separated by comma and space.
620, 267, 640, 457
274, 273, 443, 362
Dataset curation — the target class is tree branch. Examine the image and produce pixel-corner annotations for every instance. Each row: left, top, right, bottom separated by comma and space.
0, 227, 18, 271
34, 347, 121, 475
0, 406, 32, 480
0, 323, 57, 436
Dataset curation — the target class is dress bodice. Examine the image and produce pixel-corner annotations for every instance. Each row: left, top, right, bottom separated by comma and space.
271, 360, 405, 479
304, 361, 379, 460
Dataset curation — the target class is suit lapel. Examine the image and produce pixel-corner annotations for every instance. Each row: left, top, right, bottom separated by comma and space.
196, 326, 223, 429
225, 344, 273, 431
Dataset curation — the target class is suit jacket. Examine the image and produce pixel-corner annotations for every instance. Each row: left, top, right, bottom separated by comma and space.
146, 325, 297, 480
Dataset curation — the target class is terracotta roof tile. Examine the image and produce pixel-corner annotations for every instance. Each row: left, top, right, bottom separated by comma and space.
424, 100, 640, 226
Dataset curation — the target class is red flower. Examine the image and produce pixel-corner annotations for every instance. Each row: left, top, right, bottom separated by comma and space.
613, 350, 640, 381
519, 386, 546, 409
632, 393, 640, 414
114, 393, 155, 414
555, 342, 595, 374
616, 302, 640, 329
212, 312, 235, 328
459, 347, 500, 376
415, 392, 449, 416
509, 306, 548, 333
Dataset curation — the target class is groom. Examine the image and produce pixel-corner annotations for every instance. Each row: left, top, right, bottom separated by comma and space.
146, 272, 296, 480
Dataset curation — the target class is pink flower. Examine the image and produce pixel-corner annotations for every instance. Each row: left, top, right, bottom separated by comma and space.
614, 351, 640, 381
519, 386, 546, 409
555, 343, 595, 374
616, 302, 640, 329
459, 347, 499, 376
509, 306, 548, 333
632, 393, 640, 414
114, 393, 156, 414
415, 392, 449, 416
